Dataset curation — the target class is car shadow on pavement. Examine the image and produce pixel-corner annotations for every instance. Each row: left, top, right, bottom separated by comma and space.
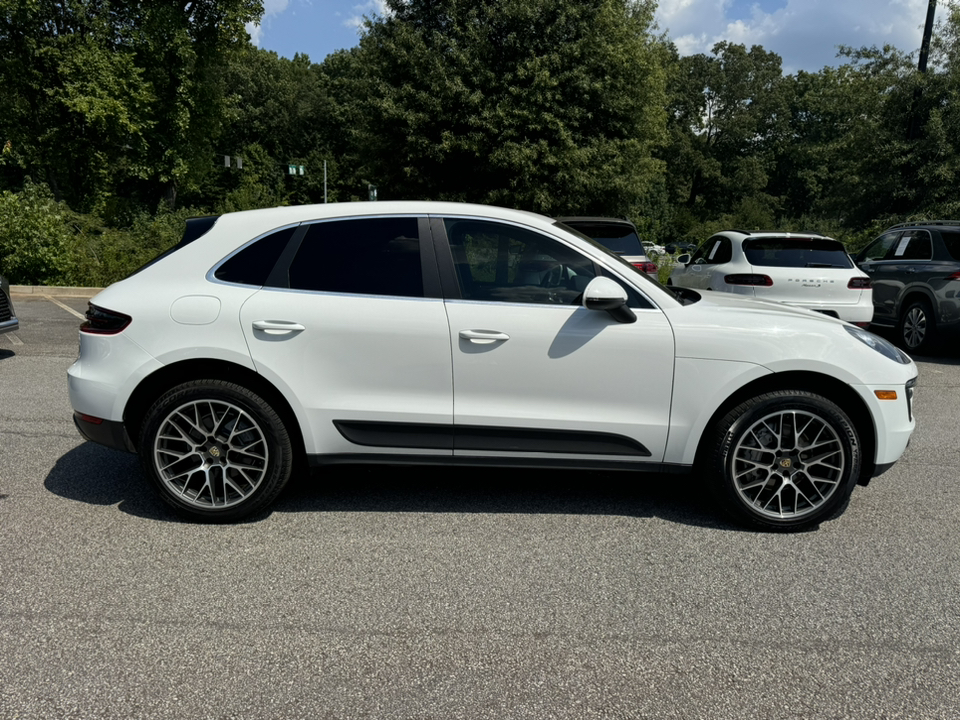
44, 443, 739, 530
274, 464, 737, 531
0, 348, 14, 360
44, 442, 180, 522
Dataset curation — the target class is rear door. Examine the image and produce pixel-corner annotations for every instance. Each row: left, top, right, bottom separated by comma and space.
238, 215, 454, 457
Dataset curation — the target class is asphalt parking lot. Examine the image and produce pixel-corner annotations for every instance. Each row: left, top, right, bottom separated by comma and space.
2, 292, 959, 719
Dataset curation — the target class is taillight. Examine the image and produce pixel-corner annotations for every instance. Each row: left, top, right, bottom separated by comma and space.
848, 277, 872, 289
633, 261, 658, 274
724, 274, 773, 286
81, 303, 132, 335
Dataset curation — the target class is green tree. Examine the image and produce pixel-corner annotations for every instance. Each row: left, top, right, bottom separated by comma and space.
662, 42, 790, 226
0, 0, 263, 213
346, 0, 668, 216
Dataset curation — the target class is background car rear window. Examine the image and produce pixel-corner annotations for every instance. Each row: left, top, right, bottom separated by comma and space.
287, 217, 423, 297
743, 238, 853, 268
214, 226, 297, 286
560, 222, 643, 255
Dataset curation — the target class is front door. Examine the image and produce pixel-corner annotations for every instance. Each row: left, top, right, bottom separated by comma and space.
438, 217, 675, 463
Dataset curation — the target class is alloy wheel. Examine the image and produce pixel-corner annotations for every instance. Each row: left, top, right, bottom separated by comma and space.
731, 409, 845, 520
152, 399, 269, 510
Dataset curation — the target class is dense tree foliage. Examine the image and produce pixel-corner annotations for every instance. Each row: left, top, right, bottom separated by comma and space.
2, 0, 960, 285
345, 0, 667, 216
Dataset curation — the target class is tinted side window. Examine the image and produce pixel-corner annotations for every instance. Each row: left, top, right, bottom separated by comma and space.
285, 217, 423, 298
895, 230, 932, 260
445, 219, 596, 305
859, 232, 901, 262
689, 238, 717, 264
707, 237, 732, 264
215, 226, 296, 286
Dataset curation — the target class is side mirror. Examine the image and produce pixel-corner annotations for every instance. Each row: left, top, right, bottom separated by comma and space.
582, 277, 636, 324
676, 253, 691, 265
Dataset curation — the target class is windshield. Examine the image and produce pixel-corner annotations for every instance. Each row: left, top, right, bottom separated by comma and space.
742, 237, 854, 268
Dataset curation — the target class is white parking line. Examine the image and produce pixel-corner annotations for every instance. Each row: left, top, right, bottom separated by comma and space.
3, 333, 23, 346
44, 294, 86, 321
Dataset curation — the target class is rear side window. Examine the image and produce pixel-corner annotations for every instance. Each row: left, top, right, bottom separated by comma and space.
743, 238, 853, 268
286, 217, 423, 298
939, 230, 960, 261
214, 226, 297, 286
892, 230, 932, 260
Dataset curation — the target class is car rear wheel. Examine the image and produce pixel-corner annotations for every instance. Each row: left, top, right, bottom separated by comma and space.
898, 299, 936, 354
139, 380, 294, 522
704, 390, 861, 531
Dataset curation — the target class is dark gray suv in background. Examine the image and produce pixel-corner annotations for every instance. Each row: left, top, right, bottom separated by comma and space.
855, 221, 960, 353
1, 273, 19, 336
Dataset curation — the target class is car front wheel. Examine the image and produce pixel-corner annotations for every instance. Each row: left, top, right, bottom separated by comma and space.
139, 380, 294, 522
704, 390, 861, 531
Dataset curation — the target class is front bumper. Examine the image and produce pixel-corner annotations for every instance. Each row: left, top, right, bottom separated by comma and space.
0, 316, 18, 335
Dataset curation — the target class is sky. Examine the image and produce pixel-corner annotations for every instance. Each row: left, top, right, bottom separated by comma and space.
248, 0, 936, 75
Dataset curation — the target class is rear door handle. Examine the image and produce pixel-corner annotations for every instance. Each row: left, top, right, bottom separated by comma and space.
252, 320, 306, 333
459, 329, 510, 344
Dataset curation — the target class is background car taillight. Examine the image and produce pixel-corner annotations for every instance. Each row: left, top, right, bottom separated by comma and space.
724, 274, 773, 286
81, 303, 132, 335
633, 261, 657, 274
848, 277, 872, 289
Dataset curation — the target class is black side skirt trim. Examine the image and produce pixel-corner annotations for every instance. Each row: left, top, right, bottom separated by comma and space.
333, 420, 650, 457
309, 453, 690, 474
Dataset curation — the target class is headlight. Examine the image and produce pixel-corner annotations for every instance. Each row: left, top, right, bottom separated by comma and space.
844, 325, 911, 364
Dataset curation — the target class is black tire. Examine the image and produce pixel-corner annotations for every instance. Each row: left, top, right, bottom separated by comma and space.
898, 298, 936, 354
704, 390, 861, 532
139, 380, 294, 522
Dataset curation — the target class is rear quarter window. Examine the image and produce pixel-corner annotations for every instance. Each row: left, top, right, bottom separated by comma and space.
214, 226, 297, 286
938, 229, 960, 261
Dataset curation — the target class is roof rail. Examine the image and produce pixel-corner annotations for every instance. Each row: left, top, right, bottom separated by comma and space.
887, 220, 960, 230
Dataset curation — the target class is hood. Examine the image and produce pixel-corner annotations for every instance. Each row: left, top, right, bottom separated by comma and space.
664, 288, 868, 369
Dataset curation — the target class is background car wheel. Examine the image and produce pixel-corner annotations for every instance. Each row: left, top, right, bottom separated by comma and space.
898, 299, 936, 354
704, 390, 861, 532
139, 380, 294, 522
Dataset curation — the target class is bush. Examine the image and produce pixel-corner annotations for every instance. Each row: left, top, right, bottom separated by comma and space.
0, 180, 72, 284
0, 180, 201, 286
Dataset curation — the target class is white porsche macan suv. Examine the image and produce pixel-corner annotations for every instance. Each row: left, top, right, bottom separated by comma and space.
68, 202, 917, 531
669, 230, 874, 326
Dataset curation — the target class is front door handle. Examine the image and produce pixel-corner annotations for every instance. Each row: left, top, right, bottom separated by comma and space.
459, 329, 510, 344
252, 320, 306, 334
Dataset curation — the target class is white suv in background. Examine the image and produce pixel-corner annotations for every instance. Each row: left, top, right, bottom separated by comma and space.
669, 231, 874, 326
68, 203, 916, 531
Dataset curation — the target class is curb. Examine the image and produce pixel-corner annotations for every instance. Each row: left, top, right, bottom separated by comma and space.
11, 286, 102, 298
